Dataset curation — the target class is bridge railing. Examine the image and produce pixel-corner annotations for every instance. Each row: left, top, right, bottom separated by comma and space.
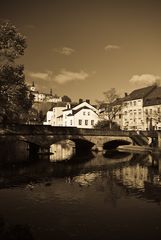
0, 124, 131, 136
0, 124, 158, 137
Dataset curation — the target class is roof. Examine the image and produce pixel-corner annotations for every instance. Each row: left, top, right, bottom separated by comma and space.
48, 102, 67, 111
111, 97, 125, 106
144, 86, 161, 106
66, 106, 98, 116
57, 114, 63, 118
62, 102, 78, 112
125, 85, 157, 101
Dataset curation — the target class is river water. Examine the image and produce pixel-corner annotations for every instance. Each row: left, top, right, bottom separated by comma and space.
0, 141, 161, 239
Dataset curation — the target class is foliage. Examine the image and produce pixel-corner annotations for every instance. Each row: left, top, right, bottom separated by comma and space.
62, 95, 71, 102
94, 119, 121, 130
0, 21, 27, 63
96, 88, 122, 129
0, 21, 33, 124
0, 64, 34, 123
144, 108, 161, 130
26, 109, 45, 124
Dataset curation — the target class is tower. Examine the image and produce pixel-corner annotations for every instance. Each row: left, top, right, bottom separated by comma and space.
30, 81, 36, 92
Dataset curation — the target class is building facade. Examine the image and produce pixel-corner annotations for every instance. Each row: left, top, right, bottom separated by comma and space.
44, 100, 99, 128
30, 82, 62, 103
143, 86, 161, 130
121, 86, 157, 130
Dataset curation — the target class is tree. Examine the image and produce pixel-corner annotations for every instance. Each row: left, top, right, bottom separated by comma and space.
0, 21, 33, 124
96, 88, 122, 129
62, 95, 71, 102
94, 119, 120, 130
0, 21, 26, 63
144, 108, 161, 130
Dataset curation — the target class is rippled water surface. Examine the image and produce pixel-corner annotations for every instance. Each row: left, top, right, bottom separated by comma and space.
0, 143, 161, 240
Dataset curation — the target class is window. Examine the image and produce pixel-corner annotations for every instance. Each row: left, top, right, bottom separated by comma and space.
70, 120, 72, 125
158, 107, 160, 113
88, 112, 90, 115
134, 101, 136, 106
138, 109, 142, 115
78, 119, 82, 125
83, 112, 86, 115
91, 120, 94, 125
85, 120, 88, 125
150, 109, 152, 114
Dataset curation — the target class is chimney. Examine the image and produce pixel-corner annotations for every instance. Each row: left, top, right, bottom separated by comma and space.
86, 99, 90, 104
79, 98, 83, 104
125, 92, 128, 97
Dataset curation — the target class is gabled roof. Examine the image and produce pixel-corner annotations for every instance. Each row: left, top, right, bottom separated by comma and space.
66, 106, 98, 116
144, 86, 161, 106
125, 85, 157, 101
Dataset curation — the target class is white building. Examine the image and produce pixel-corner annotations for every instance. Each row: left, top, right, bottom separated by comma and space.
43, 102, 67, 126
30, 82, 62, 103
44, 100, 99, 128
122, 86, 157, 130
143, 86, 161, 130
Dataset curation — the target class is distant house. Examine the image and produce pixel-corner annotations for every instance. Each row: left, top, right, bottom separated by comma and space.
29, 82, 62, 103
44, 99, 99, 128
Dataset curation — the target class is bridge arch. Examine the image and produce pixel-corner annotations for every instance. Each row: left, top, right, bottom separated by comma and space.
3, 126, 133, 153
103, 139, 131, 150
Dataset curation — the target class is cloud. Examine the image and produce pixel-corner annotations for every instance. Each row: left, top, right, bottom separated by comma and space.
54, 70, 89, 84
28, 71, 52, 81
104, 44, 120, 51
129, 74, 161, 85
54, 47, 75, 56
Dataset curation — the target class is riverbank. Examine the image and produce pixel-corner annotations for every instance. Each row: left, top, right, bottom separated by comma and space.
117, 144, 161, 154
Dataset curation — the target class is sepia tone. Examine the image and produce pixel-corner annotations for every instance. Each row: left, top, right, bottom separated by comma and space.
1, 0, 161, 240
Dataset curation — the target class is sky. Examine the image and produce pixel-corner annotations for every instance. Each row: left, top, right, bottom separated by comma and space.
0, 0, 161, 103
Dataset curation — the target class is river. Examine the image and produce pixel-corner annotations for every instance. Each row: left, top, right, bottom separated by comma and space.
0, 141, 161, 239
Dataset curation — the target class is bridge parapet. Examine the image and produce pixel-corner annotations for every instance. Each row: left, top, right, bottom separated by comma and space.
0, 124, 131, 137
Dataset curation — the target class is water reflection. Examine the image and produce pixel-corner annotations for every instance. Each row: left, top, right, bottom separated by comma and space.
0, 215, 34, 240
0, 140, 29, 164
49, 140, 75, 162
1, 142, 161, 239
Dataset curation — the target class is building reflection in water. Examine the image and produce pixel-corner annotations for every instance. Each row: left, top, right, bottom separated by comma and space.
49, 140, 75, 162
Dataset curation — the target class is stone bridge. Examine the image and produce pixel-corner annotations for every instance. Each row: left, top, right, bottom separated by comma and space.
0, 124, 134, 152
